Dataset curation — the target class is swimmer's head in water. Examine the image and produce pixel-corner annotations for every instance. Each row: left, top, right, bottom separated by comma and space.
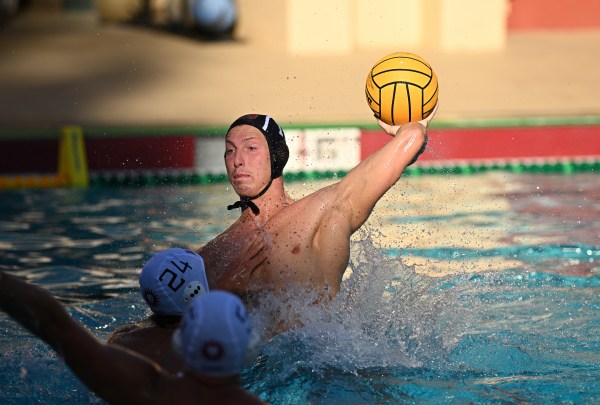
227, 114, 289, 179
139, 248, 209, 317
172, 291, 254, 377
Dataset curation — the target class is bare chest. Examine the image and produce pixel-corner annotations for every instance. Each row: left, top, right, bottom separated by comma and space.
217, 208, 322, 284
202, 198, 350, 296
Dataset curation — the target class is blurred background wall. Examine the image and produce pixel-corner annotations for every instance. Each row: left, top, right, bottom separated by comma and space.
1, 0, 599, 181
5, 0, 600, 54
1, 0, 599, 129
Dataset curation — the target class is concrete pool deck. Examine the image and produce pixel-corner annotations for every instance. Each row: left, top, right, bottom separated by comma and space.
1, 8, 600, 131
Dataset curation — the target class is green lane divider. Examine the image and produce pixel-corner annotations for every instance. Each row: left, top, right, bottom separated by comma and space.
88, 160, 598, 187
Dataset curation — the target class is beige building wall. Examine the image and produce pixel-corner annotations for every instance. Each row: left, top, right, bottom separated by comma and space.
236, 0, 288, 51
236, 0, 508, 54
355, 0, 424, 50
288, 0, 354, 54
437, 0, 508, 52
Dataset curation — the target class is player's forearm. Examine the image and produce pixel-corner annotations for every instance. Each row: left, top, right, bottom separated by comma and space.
386, 121, 427, 167
0, 271, 72, 352
347, 122, 426, 191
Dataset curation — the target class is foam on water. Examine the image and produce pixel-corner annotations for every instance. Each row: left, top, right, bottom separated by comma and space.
243, 228, 600, 403
243, 231, 473, 401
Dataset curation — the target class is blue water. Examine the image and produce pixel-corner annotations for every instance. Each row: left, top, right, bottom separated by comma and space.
0, 173, 599, 404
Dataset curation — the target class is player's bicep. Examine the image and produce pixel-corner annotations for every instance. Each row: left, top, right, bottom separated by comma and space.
328, 173, 382, 232
319, 184, 364, 235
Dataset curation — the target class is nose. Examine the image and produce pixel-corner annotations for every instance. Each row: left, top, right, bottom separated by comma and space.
233, 150, 244, 167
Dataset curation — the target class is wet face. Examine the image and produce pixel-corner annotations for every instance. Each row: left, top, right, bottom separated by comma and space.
225, 125, 272, 197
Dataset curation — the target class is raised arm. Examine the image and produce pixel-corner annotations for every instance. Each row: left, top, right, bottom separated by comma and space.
0, 271, 168, 405
336, 103, 438, 232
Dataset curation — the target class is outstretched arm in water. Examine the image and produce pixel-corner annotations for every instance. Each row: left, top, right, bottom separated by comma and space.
0, 271, 168, 405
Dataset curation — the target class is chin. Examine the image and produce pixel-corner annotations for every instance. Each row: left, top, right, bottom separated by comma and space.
232, 182, 252, 197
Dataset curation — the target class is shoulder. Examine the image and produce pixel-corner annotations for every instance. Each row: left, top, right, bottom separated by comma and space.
106, 322, 142, 343
198, 218, 244, 251
106, 318, 166, 344
300, 181, 353, 216
276, 183, 351, 223
294, 182, 340, 208
271, 184, 352, 235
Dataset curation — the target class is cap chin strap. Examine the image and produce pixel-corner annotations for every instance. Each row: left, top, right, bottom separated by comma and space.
227, 179, 273, 215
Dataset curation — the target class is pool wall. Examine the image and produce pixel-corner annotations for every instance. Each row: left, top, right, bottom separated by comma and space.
1, 119, 599, 187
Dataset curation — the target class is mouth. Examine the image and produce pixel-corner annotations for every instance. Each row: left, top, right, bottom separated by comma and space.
233, 172, 251, 181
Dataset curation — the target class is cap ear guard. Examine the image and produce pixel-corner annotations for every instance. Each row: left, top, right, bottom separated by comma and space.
261, 115, 289, 179
269, 135, 289, 179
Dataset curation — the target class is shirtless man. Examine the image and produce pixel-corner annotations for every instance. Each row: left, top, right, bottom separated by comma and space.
0, 270, 265, 405
198, 106, 438, 316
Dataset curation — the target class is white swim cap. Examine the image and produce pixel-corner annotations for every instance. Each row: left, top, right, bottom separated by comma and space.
172, 291, 252, 377
139, 248, 209, 317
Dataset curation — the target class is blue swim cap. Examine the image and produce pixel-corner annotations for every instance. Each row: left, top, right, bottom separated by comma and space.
172, 291, 252, 377
139, 248, 209, 317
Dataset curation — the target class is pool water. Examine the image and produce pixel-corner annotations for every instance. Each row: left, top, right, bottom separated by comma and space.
0, 172, 599, 404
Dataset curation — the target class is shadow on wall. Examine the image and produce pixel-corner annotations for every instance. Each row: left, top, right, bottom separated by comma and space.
0, 0, 31, 22
96, 0, 237, 41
